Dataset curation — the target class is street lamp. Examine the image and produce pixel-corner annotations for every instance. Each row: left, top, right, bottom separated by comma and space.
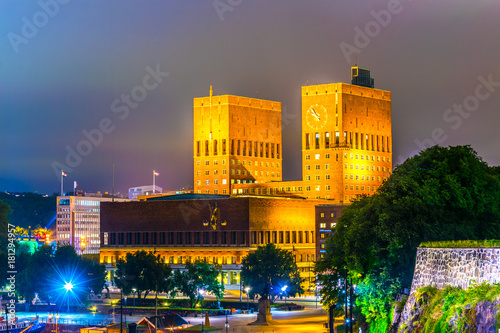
225, 312, 229, 333
55, 313, 59, 333
198, 289, 205, 330
244, 287, 250, 311
64, 282, 73, 312
132, 288, 136, 315
281, 285, 288, 306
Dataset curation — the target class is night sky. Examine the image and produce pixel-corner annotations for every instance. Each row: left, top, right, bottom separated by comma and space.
1, 0, 499, 196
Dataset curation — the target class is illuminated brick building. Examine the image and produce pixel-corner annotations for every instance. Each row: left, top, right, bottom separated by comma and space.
301, 67, 392, 202
99, 194, 328, 290
231, 67, 392, 203
193, 87, 282, 195
100, 66, 392, 288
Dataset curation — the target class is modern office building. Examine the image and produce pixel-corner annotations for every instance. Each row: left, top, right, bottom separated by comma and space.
128, 185, 163, 200
315, 204, 347, 260
56, 193, 129, 254
193, 87, 283, 195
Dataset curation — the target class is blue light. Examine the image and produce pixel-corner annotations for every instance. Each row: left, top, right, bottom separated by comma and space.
64, 282, 73, 291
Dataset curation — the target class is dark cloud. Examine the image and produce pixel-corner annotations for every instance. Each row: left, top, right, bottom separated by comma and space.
1, 0, 499, 195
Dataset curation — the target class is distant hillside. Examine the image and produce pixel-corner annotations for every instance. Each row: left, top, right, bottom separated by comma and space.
0, 192, 57, 229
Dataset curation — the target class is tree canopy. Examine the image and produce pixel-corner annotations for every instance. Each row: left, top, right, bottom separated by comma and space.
114, 250, 173, 298
316, 145, 500, 332
241, 243, 303, 301
14, 244, 106, 308
174, 260, 225, 308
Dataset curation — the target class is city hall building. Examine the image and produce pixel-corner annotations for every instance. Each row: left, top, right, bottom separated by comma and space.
99, 66, 392, 288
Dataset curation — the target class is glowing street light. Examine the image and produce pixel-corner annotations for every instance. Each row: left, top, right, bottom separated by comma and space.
282, 285, 288, 306
64, 282, 73, 292
245, 287, 250, 311
132, 288, 136, 315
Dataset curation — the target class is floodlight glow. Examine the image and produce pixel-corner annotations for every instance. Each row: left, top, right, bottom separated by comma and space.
64, 282, 73, 292
281, 285, 288, 292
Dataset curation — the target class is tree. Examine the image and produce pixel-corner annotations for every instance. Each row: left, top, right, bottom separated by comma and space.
114, 250, 173, 298
316, 145, 500, 331
174, 260, 225, 309
241, 243, 303, 302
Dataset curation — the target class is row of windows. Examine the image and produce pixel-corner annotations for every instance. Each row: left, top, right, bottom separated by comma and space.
345, 184, 381, 191
343, 164, 389, 172
196, 159, 281, 168
319, 222, 336, 228
232, 186, 303, 195
105, 230, 315, 246
305, 131, 390, 152
196, 169, 281, 177
345, 174, 382, 181
304, 152, 390, 163
319, 212, 337, 218
196, 139, 281, 159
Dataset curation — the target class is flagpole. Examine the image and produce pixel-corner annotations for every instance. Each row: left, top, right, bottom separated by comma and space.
61, 171, 64, 196
153, 170, 155, 194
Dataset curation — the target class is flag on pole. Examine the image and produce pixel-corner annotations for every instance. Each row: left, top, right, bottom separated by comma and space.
153, 171, 159, 176
74, 181, 78, 188
62, 171, 67, 177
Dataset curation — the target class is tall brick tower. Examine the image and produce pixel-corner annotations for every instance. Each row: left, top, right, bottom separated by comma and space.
193, 87, 282, 194
301, 67, 392, 202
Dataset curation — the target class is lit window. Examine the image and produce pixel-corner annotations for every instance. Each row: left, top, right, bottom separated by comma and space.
205, 180, 209, 185
315, 185, 320, 191
320, 213, 325, 218
320, 223, 326, 228
306, 175, 311, 181
315, 154, 320, 160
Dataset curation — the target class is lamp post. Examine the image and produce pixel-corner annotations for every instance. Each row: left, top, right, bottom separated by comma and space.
225, 312, 229, 333
132, 289, 136, 315
198, 289, 204, 330
64, 281, 73, 313
244, 287, 250, 311
55, 314, 59, 333
281, 285, 288, 306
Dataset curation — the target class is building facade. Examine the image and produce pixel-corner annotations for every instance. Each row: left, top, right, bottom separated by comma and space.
315, 204, 347, 260
193, 87, 283, 195
301, 68, 392, 202
128, 185, 163, 200
99, 194, 328, 291
56, 194, 129, 254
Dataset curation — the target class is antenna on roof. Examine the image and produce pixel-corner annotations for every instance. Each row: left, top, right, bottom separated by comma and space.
355, 53, 358, 66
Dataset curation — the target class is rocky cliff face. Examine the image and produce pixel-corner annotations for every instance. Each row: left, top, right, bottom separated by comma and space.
395, 291, 500, 333
395, 247, 500, 332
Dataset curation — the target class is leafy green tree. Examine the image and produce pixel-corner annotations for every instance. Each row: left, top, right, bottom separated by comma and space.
241, 243, 303, 302
174, 260, 225, 308
114, 250, 173, 298
316, 145, 500, 332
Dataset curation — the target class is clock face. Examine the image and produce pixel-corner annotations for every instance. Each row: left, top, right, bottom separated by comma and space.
306, 104, 328, 129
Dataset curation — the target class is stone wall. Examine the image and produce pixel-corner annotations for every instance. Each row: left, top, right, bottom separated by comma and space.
410, 247, 500, 294
395, 246, 500, 332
